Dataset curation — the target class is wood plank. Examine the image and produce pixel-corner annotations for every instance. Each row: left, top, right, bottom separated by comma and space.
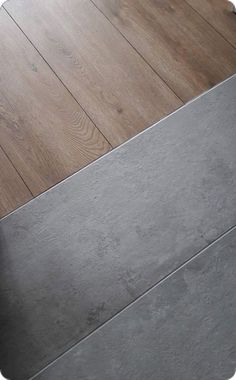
0, 146, 32, 218
4, 0, 182, 147
0, 75, 236, 380
0, 9, 111, 196
90, 0, 236, 102
186, 0, 236, 48
32, 227, 236, 380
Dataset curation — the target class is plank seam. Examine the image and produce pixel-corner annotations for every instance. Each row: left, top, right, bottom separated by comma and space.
2, 6, 113, 150
0, 145, 34, 197
183, 0, 236, 51
89, 0, 184, 104
1, 73, 234, 222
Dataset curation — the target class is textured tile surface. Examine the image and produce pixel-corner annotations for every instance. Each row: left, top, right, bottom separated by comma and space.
0, 75, 236, 379
32, 227, 236, 380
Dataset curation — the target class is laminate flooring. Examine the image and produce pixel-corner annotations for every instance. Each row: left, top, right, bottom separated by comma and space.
0, 0, 236, 217
1, 74, 235, 380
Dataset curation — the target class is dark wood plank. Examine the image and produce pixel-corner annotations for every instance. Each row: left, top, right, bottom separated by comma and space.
186, 0, 236, 48
0, 75, 236, 380
0, 9, 111, 196
90, 0, 236, 102
0, 146, 32, 218
32, 227, 236, 380
4, 0, 182, 147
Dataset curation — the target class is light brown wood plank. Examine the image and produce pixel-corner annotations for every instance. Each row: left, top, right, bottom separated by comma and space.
0, 147, 32, 218
0, 9, 111, 196
4, 0, 182, 147
90, 0, 236, 102
185, 0, 236, 48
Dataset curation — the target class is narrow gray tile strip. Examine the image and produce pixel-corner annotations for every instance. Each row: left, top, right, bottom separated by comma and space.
32, 226, 236, 380
1, 75, 236, 379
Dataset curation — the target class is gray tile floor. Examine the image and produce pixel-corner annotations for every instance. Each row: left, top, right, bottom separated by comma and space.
0, 75, 236, 380
33, 226, 236, 380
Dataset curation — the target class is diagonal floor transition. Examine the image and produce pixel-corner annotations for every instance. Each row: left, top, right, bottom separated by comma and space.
0, 75, 236, 380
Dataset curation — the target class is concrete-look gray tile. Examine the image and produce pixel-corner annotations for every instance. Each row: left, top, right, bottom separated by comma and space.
33, 227, 236, 380
0, 75, 236, 380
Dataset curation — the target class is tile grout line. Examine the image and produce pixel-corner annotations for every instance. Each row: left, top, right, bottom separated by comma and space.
0, 145, 34, 197
1, 3, 235, 377
29, 223, 236, 379
2, 6, 113, 150
89, 0, 184, 104
183, 0, 236, 51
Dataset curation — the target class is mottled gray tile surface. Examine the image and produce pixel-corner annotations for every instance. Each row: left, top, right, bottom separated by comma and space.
0, 75, 236, 379
32, 226, 236, 380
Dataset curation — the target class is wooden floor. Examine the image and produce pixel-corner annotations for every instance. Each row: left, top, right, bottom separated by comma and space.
0, 0, 236, 218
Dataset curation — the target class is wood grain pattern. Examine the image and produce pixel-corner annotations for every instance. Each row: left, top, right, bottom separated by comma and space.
0, 9, 111, 196
186, 0, 236, 48
91, 0, 236, 102
4, 0, 182, 147
1, 74, 236, 379
0, 147, 32, 218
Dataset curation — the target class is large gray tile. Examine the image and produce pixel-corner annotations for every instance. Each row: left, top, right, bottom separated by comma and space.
32, 226, 236, 380
0, 75, 236, 379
